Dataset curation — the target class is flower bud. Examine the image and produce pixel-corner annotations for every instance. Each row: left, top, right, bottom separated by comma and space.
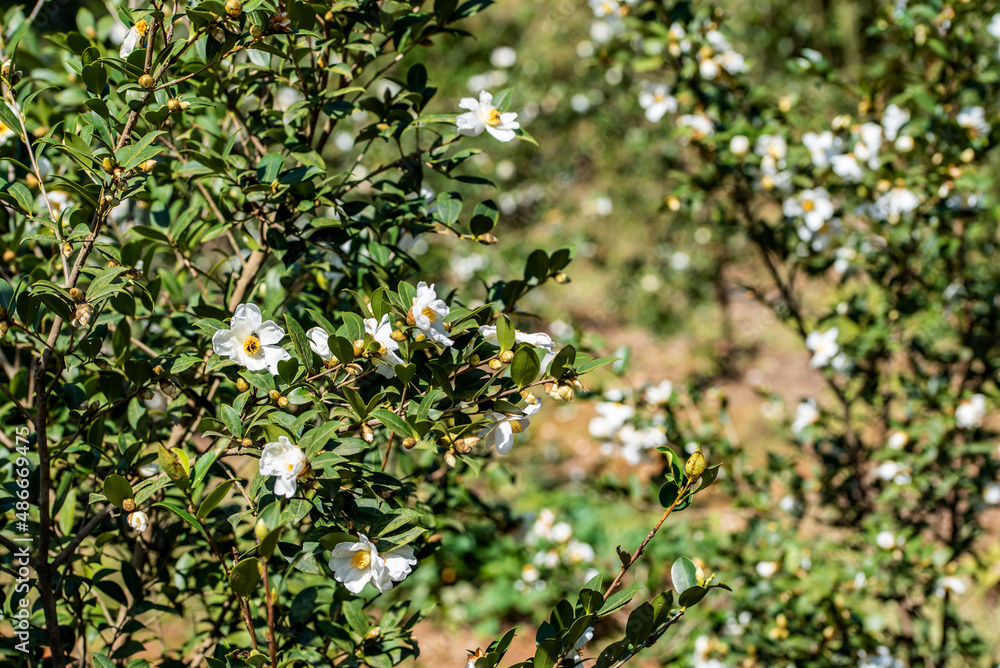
402, 437, 417, 450
364, 626, 381, 641
102, 157, 116, 173
0, 322, 9, 340
685, 449, 706, 480
2, 249, 15, 263
346, 362, 363, 375
467, 353, 480, 365
488, 359, 503, 371
153, 365, 164, 375
250, 24, 264, 38
167, 98, 182, 113
455, 436, 479, 454
557, 384, 574, 402
522, 391, 538, 405
476, 233, 499, 245
159, 380, 178, 398
361, 423, 374, 442
95, 359, 110, 370
140, 159, 157, 173
62, 243, 73, 257
138, 74, 155, 89
353, 339, 365, 356
554, 272, 571, 284
241, 437, 253, 448
499, 350, 514, 364
179, 100, 190, 111
254, 517, 269, 541
268, 389, 281, 401
444, 451, 457, 467
225, 0, 243, 17
277, 396, 289, 408
141, 389, 154, 401
390, 329, 406, 342
122, 498, 136, 512
127, 510, 149, 532
237, 378, 250, 393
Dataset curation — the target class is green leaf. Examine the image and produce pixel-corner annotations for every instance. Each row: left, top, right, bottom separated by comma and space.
153, 502, 208, 539
93, 654, 114, 668
625, 601, 655, 645
197, 479, 235, 519
495, 315, 515, 352
220, 404, 243, 437
436, 191, 462, 226
230, 557, 261, 596
576, 356, 619, 374
283, 313, 311, 367
597, 586, 638, 616
533, 638, 559, 668
548, 344, 576, 378
671, 557, 699, 595
0, 103, 21, 141
103, 474, 134, 508
116, 131, 165, 170
678, 585, 709, 608
595, 639, 629, 668
158, 444, 190, 490
371, 408, 413, 438
299, 421, 340, 457
510, 346, 541, 389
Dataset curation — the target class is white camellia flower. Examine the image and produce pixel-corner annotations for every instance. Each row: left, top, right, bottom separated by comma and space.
365, 314, 405, 378
677, 114, 715, 141
783, 188, 834, 231
802, 131, 843, 169
792, 398, 819, 435
119, 19, 150, 58
730, 135, 750, 156
128, 511, 149, 533
644, 380, 673, 404
873, 187, 919, 221
0, 119, 15, 145
755, 561, 778, 578
806, 327, 839, 368
830, 153, 863, 182
408, 282, 454, 346
479, 325, 557, 369
957, 106, 990, 137
456, 91, 520, 142
881, 104, 910, 141
955, 394, 986, 429
698, 57, 720, 80
479, 401, 541, 455
984, 483, 1000, 505
306, 326, 334, 362
934, 576, 967, 598
798, 217, 841, 252
887, 430, 909, 450
258, 436, 308, 498
715, 50, 747, 75
588, 401, 635, 439
875, 530, 896, 550
638, 82, 678, 123
754, 134, 787, 162
854, 122, 883, 168
212, 303, 291, 375
328, 534, 417, 594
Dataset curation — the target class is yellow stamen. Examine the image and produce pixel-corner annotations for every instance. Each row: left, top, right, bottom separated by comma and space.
135, 19, 149, 36
422, 306, 437, 323
486, 109, 502, 127
802, 199, 815, 212
510, 421, 523, 434
351, 551, 371, 569
243, 334, 262, 355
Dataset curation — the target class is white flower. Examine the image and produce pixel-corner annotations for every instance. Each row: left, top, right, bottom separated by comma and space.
588, 401, 635, 438
478, 401, 541, 455
755, 561, 778, 578
957, 106, 990, 137
573, 626, 595, 650
490, 46, 517, 68
990, 14, 1000, 39
365, 314, 405, 378
550, 522, 573, 543
881, 104, 910, 141
830, 153, 863, 182
329, 534, 417, 594
694, 635, 726, 668
955, 394, 986, 429
887, 430, 909, 450
854, 122, 883, 168
37, 190, 72, 219
715, 50, 747, 74
456, 91, 520, 142
858, 646, 904, 668
730, 135, 750, 156
806, 327, 839, 368
566, 541, 595, 564
875, 530, 896, 550
479, 325, 556, 369
792, 399, 819, 435
677, 114, 715, 141
894, 135, 915, 152
128, 511, 149, 533
212, 304, 291, 375
119, 19, 149, 58
755, 135, 787, 162
638, 82, 678, 123
408, 282, 454, 346
699, 57, 720, 80
783, 188, 834, 231
873, 187, 919, 221
984, 482, 1000, 505
802, 131, 843, 169
934, 576, 967, 598
259, 436, 308, 498
798, 217, 841, 252
589, 0, 626, 18
0, 119, 15, 145
644, 380, 673, 404
307, 326, 334, 361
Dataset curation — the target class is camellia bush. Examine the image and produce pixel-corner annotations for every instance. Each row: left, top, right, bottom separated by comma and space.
0, 0, 731, 666
562, 0, 1000, 665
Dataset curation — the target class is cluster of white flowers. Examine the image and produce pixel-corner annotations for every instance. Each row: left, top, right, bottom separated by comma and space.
873, 459, 912, 486
588, 395, 668, 464
857, 646, 904, 668
515, 509, 597, 593
955, 394, 986, 429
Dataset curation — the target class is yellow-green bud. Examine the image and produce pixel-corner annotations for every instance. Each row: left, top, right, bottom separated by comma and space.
254, 518, 269, 541
140, 159, 157, 173
167, 98, 182, 113
361, 424, 374, 442
268, 389, 281, 401
352, 339, 365, 356
122, 498, 136, 512
499, 349, 514, 364
685, 450, 706, 480
277, 396, 289, 408
401, 437, 417, 450
250, 24, 263, 38
2, 249, 15, 263
241, 437, 253, 448
390, 329, 406, 342
69, 287, 85, 303
237, 378, 250, 393
225, 0, 243, 16
488, 359, 503, 371
102, 157, 116, 173
138, 74, 155, 89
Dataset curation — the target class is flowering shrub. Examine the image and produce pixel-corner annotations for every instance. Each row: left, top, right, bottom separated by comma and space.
0, 0, 727, 666
566, 0, 1000, 664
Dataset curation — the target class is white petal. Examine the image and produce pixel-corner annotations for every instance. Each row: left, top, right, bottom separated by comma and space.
233, 303, 263, 331
256, 320, 285, 345
212, 329, 237, 356
493, 420, 515, 454
486, 126, 517, 142
264, 346, 292, 375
